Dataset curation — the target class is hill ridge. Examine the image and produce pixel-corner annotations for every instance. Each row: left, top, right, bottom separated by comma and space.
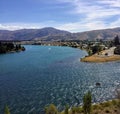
0, 27, 120, 41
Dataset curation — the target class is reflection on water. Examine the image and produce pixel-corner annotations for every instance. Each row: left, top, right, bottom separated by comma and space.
0, 45, 120, 114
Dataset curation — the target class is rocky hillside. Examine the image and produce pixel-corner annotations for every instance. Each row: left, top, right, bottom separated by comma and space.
0, 27, 73, 41
0, 27, 120, 41
73, 27, 120, 40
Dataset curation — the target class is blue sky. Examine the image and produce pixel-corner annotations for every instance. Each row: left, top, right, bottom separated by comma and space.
0, 0, 120, 32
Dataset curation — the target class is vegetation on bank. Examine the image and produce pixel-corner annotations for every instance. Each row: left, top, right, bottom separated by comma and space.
45, 91, 92, 114
81, 35, 120, 62
44, 96, 120, 114
85, 35, 120, 56
4, 105, 10, 114
114, 45, 120, 55
32, 35, 120, 58
4, 90, 120, 114
0, 42, 25, 54
81, 55, 120, 62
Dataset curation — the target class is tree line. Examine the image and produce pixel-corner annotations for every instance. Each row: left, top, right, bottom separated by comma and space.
86, 35, 120, 56
0, 42, 25, 54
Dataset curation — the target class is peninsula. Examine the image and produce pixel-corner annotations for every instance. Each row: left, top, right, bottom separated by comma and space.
81, 35, 120, 62
81, 47, 120, 62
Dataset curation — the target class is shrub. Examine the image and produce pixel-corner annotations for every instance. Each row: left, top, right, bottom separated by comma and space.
83, 91, 92, 114
4, 105, 10, 114
114, 46, 120, 55
111, 100, 118, 106
102, 102, 111, 108
64, 105, 69, 114
105, 109, 110, 113
45, 104, 58, 114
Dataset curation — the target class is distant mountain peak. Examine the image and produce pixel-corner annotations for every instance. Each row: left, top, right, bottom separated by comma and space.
0, 27, 120, 41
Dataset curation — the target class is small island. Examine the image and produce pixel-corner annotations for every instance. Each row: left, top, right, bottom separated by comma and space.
81, 35, 120, 62
0, 41, 25, 54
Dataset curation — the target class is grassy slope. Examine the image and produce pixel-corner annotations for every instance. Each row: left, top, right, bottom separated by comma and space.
61, 99, 120, 114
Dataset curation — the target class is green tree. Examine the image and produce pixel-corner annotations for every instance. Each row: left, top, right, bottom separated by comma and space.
64, 105, 69, 114
91, 45, 102, 54
115, 89, 120, 106
83, 91, 92, 114
0, 45, 7, 53
114, 46, 120, 55
45, 104, 58, 114
7, 43, 14, 50
4, 105, 10, 114
114, 35, 120, 46
15, 45, 19, 50
88, 49, 93, 56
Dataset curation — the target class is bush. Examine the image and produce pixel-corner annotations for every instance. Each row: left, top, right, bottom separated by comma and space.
92, 104, 100, 110
114, 46, 120, 55
111, 100, 118, 106
45, 104, 58, 114
4, 105, 10, 114
103, 102, 111, 108
83, 91, 92, 114
64, 105, 69, 114
105, 109, 110, 113
71, 106, 83, 114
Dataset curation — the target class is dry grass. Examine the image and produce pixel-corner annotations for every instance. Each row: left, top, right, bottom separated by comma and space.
63, 100, 120, 114
81, 47, 120, 63
81, 55, 120, 63
91, 100, 120, 114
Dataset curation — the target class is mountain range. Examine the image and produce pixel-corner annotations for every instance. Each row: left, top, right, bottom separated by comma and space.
0, 27, 120, 41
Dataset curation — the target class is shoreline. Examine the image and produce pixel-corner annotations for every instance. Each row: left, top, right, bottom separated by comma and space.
81, 55, 120, 63
60, 99, 120, 114
38, 44, 120, 63
81, 47, 120, 63
0, 49, 25, 54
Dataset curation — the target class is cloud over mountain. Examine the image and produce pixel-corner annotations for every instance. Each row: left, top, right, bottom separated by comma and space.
0, 0, 120, 32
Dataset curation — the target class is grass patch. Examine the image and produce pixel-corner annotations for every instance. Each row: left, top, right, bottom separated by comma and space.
81, 55, 120, 63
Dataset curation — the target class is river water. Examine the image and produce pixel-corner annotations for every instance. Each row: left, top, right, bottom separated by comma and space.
0, 45, 120, 114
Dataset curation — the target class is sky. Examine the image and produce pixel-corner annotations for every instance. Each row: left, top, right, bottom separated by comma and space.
0, 0, 120, 32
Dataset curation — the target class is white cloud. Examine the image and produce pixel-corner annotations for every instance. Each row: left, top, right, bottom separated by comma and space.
56, 0, 120, 32
59, 0, 120, 19
0, 0, 120, 32
57, 19, 120, 32
57, 21, 106, 32
0, 23, 44, 31
110, 18, 120, 26
1, 18, 120, 32
98, 0, 120, 8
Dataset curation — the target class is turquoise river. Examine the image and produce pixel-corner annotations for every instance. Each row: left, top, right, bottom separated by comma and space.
0, 45, 120, 114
